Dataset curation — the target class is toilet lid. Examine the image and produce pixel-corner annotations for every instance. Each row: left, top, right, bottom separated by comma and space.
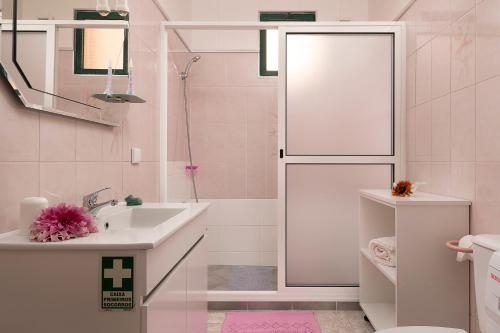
377, 327, 466, 333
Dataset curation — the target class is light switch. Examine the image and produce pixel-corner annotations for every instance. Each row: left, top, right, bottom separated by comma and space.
131, 147, 141, 164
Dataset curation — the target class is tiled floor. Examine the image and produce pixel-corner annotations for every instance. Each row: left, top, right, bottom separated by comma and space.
208, 310, 375, 333
208, 265, 277, 291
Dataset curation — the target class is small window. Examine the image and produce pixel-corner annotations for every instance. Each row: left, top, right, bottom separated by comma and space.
74, 10, 129, 75
259, 12, 316, 77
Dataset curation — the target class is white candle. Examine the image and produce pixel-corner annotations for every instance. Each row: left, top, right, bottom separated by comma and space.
19, 197, 48, 236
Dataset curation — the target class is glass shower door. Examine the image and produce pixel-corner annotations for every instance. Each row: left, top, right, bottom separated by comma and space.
280, 29, 402, 287
286, 33, 393, 156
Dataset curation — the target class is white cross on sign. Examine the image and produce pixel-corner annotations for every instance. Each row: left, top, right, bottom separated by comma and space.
104, 259, 132, 288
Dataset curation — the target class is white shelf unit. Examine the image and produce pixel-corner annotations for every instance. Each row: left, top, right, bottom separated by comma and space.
359, 190, 470, 331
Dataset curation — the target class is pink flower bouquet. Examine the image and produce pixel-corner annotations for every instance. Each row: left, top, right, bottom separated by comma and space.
30, 204, 98, 242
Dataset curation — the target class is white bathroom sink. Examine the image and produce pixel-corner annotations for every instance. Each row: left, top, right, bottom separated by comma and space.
0, 202, 210, 250
100, 207, 185, 231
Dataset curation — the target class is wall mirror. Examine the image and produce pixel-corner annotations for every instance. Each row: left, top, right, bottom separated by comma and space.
0, 0, 134, 126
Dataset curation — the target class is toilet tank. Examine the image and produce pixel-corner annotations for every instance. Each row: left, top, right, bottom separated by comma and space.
472, 235, 500, 333
485, 252, 500, 333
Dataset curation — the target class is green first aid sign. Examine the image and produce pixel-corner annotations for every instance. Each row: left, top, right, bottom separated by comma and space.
101, 256, 134, 310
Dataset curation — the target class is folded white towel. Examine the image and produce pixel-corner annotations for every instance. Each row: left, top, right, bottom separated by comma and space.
369, 237, 396, 267
456, 235, 474, 262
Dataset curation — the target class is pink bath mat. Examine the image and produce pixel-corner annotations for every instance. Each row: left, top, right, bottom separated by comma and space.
222, 311, 322, 333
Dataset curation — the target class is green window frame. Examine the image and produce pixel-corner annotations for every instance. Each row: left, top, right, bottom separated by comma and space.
259, 12, 316, 77
74, 10, 129, 75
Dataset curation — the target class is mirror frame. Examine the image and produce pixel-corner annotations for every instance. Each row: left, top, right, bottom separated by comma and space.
0, 0, 130, 126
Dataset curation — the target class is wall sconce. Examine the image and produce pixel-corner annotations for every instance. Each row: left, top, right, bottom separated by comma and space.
115, 0, 130, 17
97, 0, 129, 17
96, 0, 111, 16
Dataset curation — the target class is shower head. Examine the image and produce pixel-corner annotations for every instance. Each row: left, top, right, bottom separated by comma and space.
181, 56, 201, 80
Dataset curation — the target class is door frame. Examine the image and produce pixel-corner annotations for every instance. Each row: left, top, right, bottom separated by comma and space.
277, 23, 405, 301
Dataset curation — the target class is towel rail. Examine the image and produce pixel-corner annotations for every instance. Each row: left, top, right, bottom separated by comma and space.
446, 240, 473, 253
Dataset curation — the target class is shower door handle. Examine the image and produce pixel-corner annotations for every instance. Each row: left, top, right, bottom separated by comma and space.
280, 149, 284, 159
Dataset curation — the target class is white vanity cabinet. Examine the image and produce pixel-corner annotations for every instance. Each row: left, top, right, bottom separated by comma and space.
142, 237, 207, 333
0, 203, 209, 333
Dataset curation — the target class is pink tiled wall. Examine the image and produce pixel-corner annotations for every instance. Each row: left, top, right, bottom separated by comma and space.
167, 50, 190, 163
167, 40, 192, 162
0, 0, 170, 233
404, 0, 500, 232
189, 52, 278, 199
165, 38, 192, 202
401, 1, 500, 331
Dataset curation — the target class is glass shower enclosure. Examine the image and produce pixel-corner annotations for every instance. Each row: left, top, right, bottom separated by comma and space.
162, 22, 405, 301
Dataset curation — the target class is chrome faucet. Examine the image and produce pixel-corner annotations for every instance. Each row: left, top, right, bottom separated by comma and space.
83, 187, 118, 216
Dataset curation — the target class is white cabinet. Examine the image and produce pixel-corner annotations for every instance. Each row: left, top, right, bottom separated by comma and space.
142, 237, 207, 333
0, 204, 209, 333
359, 190, 470, 331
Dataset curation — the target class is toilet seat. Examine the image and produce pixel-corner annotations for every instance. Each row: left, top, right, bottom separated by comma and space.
376, 327, 466, 333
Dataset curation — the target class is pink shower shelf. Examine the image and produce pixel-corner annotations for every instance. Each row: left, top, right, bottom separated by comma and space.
185, 165, 199, 173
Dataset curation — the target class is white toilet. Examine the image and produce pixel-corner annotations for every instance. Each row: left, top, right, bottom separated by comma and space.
377, 234, 500, 333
